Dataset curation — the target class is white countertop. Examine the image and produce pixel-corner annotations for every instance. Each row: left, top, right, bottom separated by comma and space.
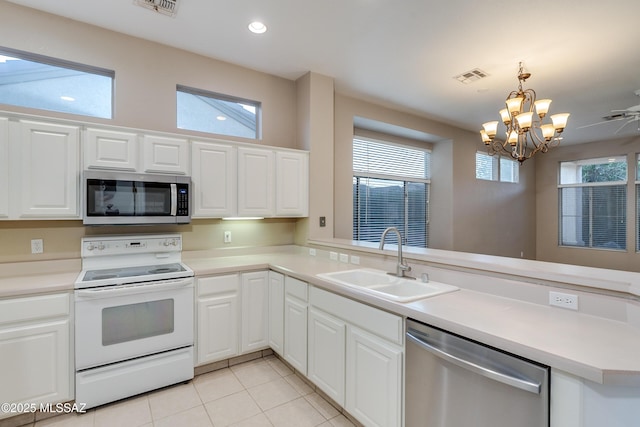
2, 246, 640, 386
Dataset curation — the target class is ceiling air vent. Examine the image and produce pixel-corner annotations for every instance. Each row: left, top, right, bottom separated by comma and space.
135, 0, 179, 17
454, 68, 489, 84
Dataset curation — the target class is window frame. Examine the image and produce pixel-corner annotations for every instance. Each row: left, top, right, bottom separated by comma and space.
558, 156, 628, 251
176, 84, 262, 140
475, 151, 519, 183
352, 136, 431, 248
0, 46, 115, 119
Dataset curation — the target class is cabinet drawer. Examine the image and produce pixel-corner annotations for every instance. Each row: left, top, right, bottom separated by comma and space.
0, 293, 70, 326
197, 274, 239, 297
285, 276, 308, 301
310, 286, 403, 345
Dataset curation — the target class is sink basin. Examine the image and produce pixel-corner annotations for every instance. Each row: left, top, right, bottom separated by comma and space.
316, 268, 458, 302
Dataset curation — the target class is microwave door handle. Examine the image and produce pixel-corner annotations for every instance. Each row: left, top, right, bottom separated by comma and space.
170, 183, 177, 216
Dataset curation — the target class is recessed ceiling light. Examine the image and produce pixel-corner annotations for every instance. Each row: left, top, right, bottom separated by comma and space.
216, 115, 227, 121
248, 21, 267, 34
60, 96, 75, 102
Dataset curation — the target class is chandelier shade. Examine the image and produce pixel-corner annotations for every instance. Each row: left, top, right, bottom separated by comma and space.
480, 62, 569, 164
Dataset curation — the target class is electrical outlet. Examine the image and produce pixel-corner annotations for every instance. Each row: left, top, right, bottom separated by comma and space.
339, 253, 349, 263
350, 255, 360, 265
223, 231, 232, 243
549, 291, 578, 310
309, 248, 317, 256
31, 239, 43, 254
329, 251, 338, 261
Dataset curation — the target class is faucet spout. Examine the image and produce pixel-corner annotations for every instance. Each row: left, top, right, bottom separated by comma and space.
379, 227, 412, 278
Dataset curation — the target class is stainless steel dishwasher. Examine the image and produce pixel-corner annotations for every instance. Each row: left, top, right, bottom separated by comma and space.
405, 319, 549, 427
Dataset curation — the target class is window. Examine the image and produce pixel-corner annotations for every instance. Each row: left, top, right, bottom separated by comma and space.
475, 152, 519, 183
559, 156, 627, 250
0, 47, 113, 119
177, 85, 260, 139
353, 137, 430, 247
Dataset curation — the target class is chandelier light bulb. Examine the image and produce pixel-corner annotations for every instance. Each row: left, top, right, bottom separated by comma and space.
551, 113, 570, 132
482, 121, 499, 138
534, 99, 552, 118
516, 111, 534, 130
506, 97, 524, 115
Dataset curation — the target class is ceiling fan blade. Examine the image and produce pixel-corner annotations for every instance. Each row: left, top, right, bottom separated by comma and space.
613, 117, 638, 134
576, 117, 625, 129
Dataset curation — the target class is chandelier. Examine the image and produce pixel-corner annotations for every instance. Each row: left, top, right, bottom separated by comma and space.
480, 62, 570, 164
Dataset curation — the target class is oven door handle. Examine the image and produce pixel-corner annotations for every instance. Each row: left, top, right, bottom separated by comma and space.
76, 277, 193, 298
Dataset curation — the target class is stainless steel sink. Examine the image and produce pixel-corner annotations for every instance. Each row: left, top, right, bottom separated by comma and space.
316, 268, 458, 302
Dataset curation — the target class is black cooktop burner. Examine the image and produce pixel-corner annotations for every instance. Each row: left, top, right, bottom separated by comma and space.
81, 263, 186, 282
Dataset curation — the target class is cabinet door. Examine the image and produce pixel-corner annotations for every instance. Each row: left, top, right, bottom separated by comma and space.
191, 141, 237, 218
142, 135, 189, 174
0, 319, 71, 406
197, 275, 239, 364
268, 271, 285, 356
237, 147, 274, 217
241, 271, 269, 354
84, 128, 138, 171
0, 117, 8, 218
346, 326, 402, 427
17, 120, 80, 218
308, 307, 346, 406
284, 296, 307, 374
275, 151, 308, 217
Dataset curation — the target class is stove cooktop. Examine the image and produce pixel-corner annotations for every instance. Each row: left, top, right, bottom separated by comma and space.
80, 263, 187, 282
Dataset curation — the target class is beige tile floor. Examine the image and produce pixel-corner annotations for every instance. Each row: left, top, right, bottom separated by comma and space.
29, 357, 357, 427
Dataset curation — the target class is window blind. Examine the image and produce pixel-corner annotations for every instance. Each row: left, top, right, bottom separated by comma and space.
353, 138, 430, 247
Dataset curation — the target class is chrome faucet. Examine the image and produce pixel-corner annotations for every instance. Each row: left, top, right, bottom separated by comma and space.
379, 227, 412, 278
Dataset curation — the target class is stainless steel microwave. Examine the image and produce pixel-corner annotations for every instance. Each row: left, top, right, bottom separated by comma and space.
83, 171, 191, 225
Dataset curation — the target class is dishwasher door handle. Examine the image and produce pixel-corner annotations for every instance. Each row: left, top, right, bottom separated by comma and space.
406, 331, 542, 394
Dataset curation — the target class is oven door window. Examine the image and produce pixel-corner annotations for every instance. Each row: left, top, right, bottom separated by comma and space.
102, 299, 174, 345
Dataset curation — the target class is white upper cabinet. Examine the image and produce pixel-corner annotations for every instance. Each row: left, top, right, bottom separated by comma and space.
191, 141, 237, 218
236, 147, 309, 218
142, 134, 189, 175
237, 147, 275, 217
84, 128, 188, 174
16, 120, 80, 219
0, 118, 8, 218
84, 127, 138, 171
275, 151, 309, 217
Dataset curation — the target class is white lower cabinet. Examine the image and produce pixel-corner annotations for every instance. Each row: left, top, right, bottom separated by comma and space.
283, 276, 308, 374
0, 293, 71, 419
309, 285, 403, 427
308, 307, 346, 406
551, 368, 640, 427
346, 325, 403, 427
240, 271, 269, 353
197, 271, 269, 366
197, 274, 240, 364
268, 271, 285, 356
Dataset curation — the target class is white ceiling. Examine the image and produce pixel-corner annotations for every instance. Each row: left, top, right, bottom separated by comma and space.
7, 0, 640, 145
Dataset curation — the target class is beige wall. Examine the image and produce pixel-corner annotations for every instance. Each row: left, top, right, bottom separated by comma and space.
536, 134, 640, 272
333, 94, 537, 258
0, 2, 297, 148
